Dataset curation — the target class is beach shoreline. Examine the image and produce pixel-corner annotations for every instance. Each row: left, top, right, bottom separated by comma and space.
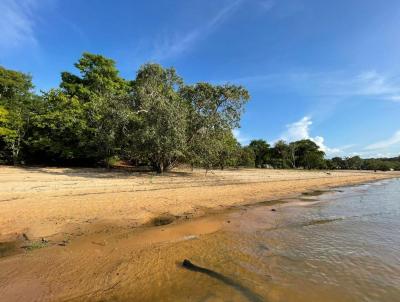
1, 167, 399, 301
0, 165, 398, 241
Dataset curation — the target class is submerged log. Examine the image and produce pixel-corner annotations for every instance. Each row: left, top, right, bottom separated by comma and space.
181, 259, 264, 302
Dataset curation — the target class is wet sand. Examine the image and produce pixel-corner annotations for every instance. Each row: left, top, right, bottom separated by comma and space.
0, 166, 399, 301
0, 193, 317, 302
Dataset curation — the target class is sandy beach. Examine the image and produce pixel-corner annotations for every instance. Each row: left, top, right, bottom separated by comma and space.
0, 166, 398, 241
0, 166, 399, 301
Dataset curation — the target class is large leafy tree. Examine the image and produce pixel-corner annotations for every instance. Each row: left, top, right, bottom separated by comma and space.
60, 52, 129, 100
131, 64, 188, 173
180, 83, 249, 169
30, 53, 133, 164
27, 90, 88, 163
291, 139, 325, 169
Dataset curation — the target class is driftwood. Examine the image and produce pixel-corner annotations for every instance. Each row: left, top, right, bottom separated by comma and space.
182, 259, 264, 302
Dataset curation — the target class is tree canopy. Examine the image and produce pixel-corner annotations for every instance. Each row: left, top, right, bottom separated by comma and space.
0, 53, 249, 172
1, 53, 398, 172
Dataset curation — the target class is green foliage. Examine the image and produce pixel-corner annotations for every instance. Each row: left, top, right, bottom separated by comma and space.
0, 106, 13, 135
291, 139, 325, 169
27, 89, 88, 162
0, 66, 34, 164
180, 82, 249, 170
1, 54, 398, 173
328, 156, 400, 171
131, 64, 188, 173
239, 146, 256, 167
0, 66, 33, 100
104, 155, 120, 168
60, 52, 130, 100
248, 139, 270, 167
269, 140, 292, 168
245, 139, 326, 170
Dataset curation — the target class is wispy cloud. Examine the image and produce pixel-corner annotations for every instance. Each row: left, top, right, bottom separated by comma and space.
332, 70, 400, 102
151, 0, 244, 61
228, 70, 400, 103
0, 0, 40, 54
365, 130, 400, 150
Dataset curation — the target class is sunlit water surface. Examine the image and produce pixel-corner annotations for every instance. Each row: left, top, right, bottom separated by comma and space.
108, 179, 400, 302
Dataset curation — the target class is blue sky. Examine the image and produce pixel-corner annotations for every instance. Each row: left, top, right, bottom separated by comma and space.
1, 0, 400, 158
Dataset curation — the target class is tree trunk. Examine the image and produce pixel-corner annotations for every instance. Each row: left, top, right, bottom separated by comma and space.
156, 162, 164, 174
11, 137, 20, 165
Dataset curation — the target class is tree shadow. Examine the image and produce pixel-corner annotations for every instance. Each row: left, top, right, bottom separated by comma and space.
8, 164, 193, 180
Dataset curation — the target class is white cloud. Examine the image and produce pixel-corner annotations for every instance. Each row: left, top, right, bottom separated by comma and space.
280, 116, 343, 156
281, 116, 312, 142
0, 0, 40, 54
233, 128, 250, 145
365, 130, 400, 150
151, 0, 243, 61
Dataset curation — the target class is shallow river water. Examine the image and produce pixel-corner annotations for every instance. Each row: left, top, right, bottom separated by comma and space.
3, 179, 399, 302
112, 178, 400, 302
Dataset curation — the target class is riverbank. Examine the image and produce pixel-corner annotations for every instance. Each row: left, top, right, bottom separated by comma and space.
0, 166, 398, 242
1, 167, 399, 301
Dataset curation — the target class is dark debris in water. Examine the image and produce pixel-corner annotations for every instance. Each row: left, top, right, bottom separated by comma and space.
302, 190, 330, 197
151, 213, 176, 226
181, 259, 264, 302
302, 217, 343, 227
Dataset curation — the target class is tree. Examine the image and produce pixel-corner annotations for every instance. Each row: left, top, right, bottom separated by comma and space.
0, 66, 34, 164
270, 140, 291, 168
239, 145, 256, 167
291, 139, 325, 169
60, 53, 132, 163
331, 157, 346, 169
248, 139, 270, 167
26, 89, 88, 163
23, 53, 134, 165
215, 130, 241, 170
60, 52, 130, 100
345, 156, 363, 170
180, 83, 249, 170
131, 64, 188, 173
0, 55, 252, 171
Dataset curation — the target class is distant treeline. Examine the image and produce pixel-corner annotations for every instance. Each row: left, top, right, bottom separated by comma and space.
240, 140, 400, 171
1, 53, 399, 172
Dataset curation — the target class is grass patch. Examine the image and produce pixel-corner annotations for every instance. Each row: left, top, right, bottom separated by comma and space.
23, 240, 48, 251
